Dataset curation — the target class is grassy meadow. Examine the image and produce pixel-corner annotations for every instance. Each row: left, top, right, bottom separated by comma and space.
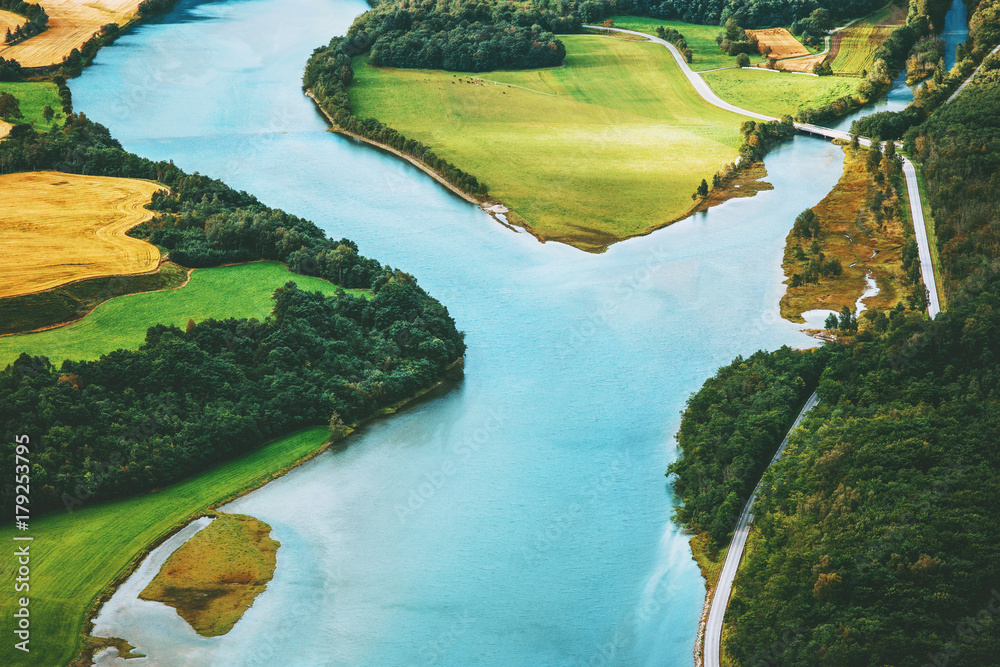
0, 426, 331, 667
0, 261, 365, 368
605, 16, 767, 71
702, 67, 857, 118
349, 34, 745, 250
0, 81, 63, 131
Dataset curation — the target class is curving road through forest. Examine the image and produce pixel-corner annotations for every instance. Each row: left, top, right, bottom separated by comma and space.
586, 24, 956, 667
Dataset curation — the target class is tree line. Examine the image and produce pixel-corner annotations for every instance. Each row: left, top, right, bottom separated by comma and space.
0, 0, 47, 46
0, 115, 465, 515
304, 35, 489, 197
672, 13, 1000, 660
348, 0, 571, 72
581, 0, 885, 28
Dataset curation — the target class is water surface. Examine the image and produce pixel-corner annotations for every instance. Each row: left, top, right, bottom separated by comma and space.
77, 1, 849, 664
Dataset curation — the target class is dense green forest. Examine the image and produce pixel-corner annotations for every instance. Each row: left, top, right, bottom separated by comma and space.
587, 0, 886, 27
906, 51, 1000, 300
672, 13, 1000, 663
0, 116, 466, 515
668, 347, 829, 545
351, 0, 570, 71
852, 0, 1000, 139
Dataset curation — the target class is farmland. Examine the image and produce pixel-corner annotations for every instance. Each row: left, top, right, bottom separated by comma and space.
748, 27, 810, 60
0, 170, 163, 299
0, 426, 331, 667
0, 261, 365, 368
349, 34, 745, 251
605, 15, 766, 71
831, 4, 907, 74
0, 80, 64, 130
0, 8, 23, 39
0, 0, 141, 67
702, 67, 857, 118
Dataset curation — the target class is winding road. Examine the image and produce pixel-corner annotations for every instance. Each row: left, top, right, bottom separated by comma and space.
703, 391, 820, 667
585, 26, 943, 317
585, 23, 964, 667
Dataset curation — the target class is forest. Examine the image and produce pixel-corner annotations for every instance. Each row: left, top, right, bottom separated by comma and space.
348, 0, 570, 72
667, 346, 830, 545
672, 13, 1000, 662
586, 0, 886, 28
0, 116, 466, 515
851, 0, 999, 139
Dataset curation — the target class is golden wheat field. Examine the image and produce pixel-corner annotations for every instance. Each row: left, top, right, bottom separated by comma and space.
0, 0, 141, 68
747, 28, 810, 59
0, 170, 164, 299
0, 120, 11, 139
0, 9, 25, 40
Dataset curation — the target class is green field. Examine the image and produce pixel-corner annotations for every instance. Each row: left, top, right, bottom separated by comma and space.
702, 67, 858, 118
605, 16, 767, 71
0, 261, 365, 368
0, 81, 63, 131
832, 4, 906, 74
349, 34, 745, 251
0, 426, 331, 667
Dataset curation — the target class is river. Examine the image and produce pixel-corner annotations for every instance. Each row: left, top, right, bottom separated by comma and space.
73, 1, 959, 665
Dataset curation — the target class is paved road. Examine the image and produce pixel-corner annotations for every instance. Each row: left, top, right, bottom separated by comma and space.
587, 25, 941, 321
585, 25, 957, 665
947, 42, 1000, 103
701, 391, 819, 667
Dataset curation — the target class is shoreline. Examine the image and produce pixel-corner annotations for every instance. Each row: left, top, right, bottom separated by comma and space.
72, 357, 464, 666
305, 91, 544, 242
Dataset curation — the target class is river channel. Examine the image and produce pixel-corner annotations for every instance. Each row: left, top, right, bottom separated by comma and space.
74, 0, 963, 664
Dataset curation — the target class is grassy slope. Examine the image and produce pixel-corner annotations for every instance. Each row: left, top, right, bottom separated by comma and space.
605, 15, 767, 71
350, 34, 745, 251
702, 67, 858, 118
0, 261, 365, 368
0, 426, 330, 667
0, 81, 63, 131
832, 3, 906, 74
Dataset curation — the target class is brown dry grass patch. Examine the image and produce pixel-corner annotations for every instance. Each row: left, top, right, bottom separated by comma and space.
0, 0, 141, 68
780, 147, 908, 321
748, 28, 810, 59
140, 514, 279, 637
0, 170, 164, 299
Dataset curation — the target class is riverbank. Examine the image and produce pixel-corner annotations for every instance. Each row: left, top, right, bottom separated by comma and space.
62, 358, 463, 666
779, 144, 909, 321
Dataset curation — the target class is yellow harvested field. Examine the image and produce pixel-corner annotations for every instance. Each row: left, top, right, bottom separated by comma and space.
0, 0, 142, 68
747, 28, 810, 59
0, 9, 26, 40
0, 120, 11, 138
772, 53, 827, 73
0, 170, 164, 299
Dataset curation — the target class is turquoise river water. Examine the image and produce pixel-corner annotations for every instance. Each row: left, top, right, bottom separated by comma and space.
72, 0, 963, 664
